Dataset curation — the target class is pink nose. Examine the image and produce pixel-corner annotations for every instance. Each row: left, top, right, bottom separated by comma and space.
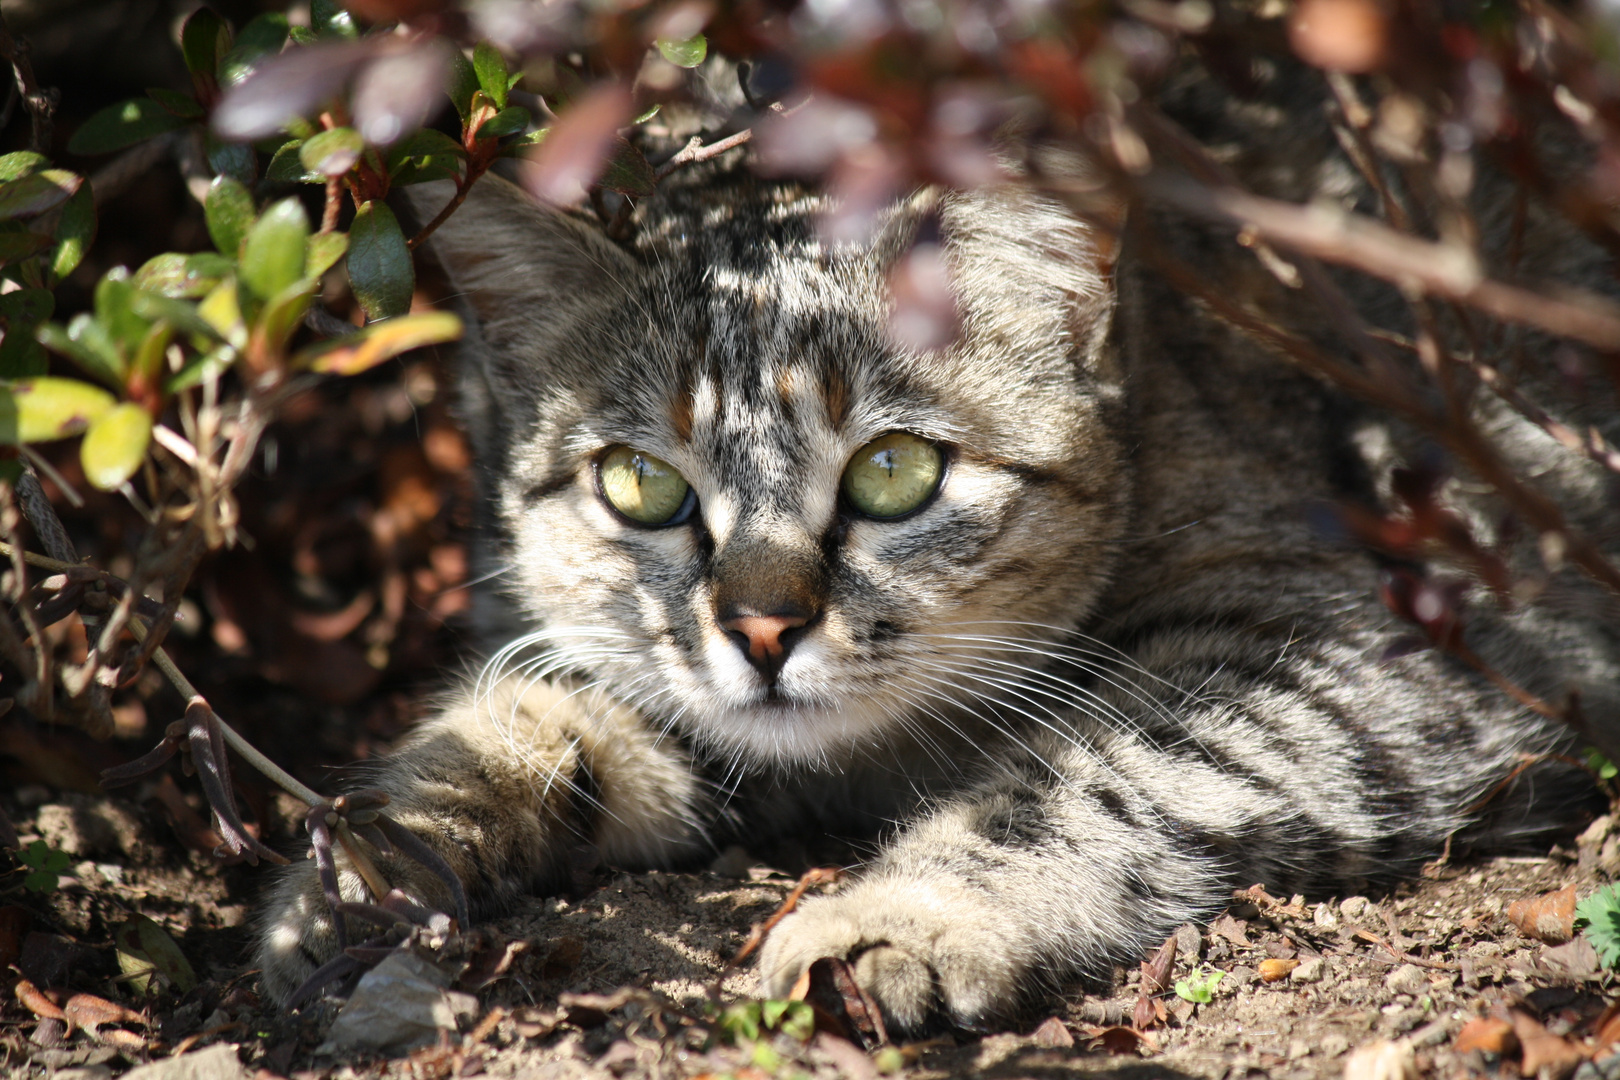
722, 613, 810, 665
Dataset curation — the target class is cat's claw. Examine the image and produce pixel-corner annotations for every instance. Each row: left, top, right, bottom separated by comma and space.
758, 880, 1024, 1033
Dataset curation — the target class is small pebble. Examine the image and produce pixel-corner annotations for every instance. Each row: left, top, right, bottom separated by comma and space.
1290, 958, 1326, 984
1341, 896, 1371, 920
1384, 964, 1428, 996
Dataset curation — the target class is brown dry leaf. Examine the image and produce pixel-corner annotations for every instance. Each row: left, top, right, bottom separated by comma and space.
63, 991, 146, 1044
1509, 1009, 1587, 1078
1454, 1016, 1517, 1056
1139, 935, 1177, 994
1131, 994, 1156, 1032
1593, 1004, 1620, 1056
1507, 884, 1577, 944
14, 978, 66, 1021
1540, 936, 1600, 980
801, 957, 888, 1050
1210, 912, 1250, 947
1258, 958, 1300, 983
458, 934, 529, 992
1081, 1025, 1155, 1056
1031, 1016, 1074, 1048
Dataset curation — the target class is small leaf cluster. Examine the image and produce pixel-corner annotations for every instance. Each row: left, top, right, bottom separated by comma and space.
1173, 965, 1225, 1004
709, 998, 815, 1072
17, 839, 70, 893
15, 5, 464, 499
1577, 884, 1620, 968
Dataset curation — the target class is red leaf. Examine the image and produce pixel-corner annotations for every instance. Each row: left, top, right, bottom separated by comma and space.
523, 84, 633, 207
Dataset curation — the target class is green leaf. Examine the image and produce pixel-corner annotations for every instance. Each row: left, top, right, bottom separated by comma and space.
239, 197, 310, 302
180, 7, 231, 82
165, 342, 235, 394
81, 403, 153, 491
657, 34, 708, 69
218, 12, 289, 87
497, 129, 548, 157
2, 376, 116, 444
197, 279, 246, 348
1578, 884, 1620, 968
146, 87, 205, 120
67, 98, 187, 156
1173, 966, 1225, 1004
386, 127, 466, 171
0, 288, 55, 328
0, 336, 46, 378
36, 316, 121, 386
130, 320, 173, 389
306, 231, 348, 279
266, 140, 322, 184
126, 290, 225, 344
311, 0, 359, 40
205, 134, 256, 187
0, 152, 47, 182
298, 310, 462, 375
134, 252, 232, 299
0, 170, 81, 221
18, 840, 68, 893
1585, 748, 1618, 781
205, 175, 255, 257
388, 128, 466, 185
346, 200, 413, 321
447, 49, 479, 125
113, 913, 197, 996
254, 277, 315, 357
476, 105, 531, 140
95, 269, 151, 352
473, 42, 509, 110
0, 222, 51, 265
49, 184, 96, 284
600, 138, 656, 197
299, 127, 364, 177
287, 25, 318, 46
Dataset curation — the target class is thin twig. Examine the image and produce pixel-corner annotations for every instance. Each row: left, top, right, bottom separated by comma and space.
652, 129, 753, 184
1140, 172, 1620, 352
127, 618, 322, 806
0, 13, 55, 153
407, 165, 487, 251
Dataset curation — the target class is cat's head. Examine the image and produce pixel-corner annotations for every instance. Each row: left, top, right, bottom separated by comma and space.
412, 162, 1127, 765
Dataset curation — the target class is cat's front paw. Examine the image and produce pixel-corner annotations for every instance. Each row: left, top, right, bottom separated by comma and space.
255, 858, 347, 1006
758, 878, 1028, 1033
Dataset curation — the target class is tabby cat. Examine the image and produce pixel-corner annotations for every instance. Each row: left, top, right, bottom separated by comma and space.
256, 58, 1620, 1030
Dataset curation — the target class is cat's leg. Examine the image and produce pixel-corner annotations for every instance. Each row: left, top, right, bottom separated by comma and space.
255, 676, 708, 1005
758, 626, 1573, 1031
758, 733, 1236, 1031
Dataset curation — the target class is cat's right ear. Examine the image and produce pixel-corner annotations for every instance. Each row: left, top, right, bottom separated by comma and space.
403, 174, 639, 358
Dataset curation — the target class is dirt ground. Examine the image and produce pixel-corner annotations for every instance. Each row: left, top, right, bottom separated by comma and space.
4, 780, 1620, 1080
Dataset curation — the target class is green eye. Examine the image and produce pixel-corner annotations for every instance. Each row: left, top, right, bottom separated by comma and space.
841, 433, 944, 519
599, 446, 691, 525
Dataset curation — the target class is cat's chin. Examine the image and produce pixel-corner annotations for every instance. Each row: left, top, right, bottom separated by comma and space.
685, 694, 903, 766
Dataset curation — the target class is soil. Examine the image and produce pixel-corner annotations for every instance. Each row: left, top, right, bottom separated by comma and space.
4, 784, 1620, 1080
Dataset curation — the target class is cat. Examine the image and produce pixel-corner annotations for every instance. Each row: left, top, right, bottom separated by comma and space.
255, 56, 1620, 1031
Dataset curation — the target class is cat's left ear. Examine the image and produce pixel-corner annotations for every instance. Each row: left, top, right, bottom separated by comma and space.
403, 173, 640, 346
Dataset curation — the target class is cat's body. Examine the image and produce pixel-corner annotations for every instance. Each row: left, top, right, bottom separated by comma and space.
257, 59, 1620, 1029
